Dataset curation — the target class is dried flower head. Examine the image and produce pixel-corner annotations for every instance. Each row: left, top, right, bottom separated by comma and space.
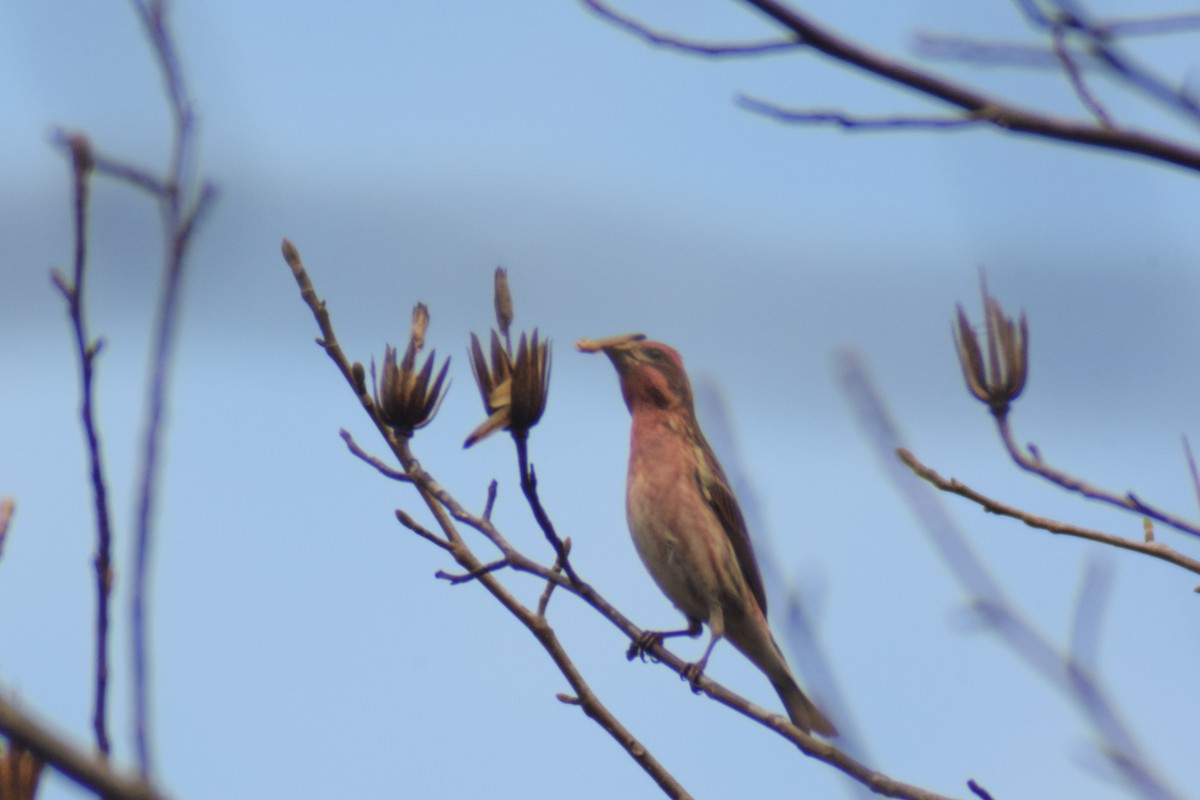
0, 740, 43, 800
376, 303, 450, 437
464, 271, 550, 447
954, 282, 1028, 419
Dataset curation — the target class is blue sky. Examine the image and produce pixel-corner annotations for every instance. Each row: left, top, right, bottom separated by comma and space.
2, 2, 1199, 799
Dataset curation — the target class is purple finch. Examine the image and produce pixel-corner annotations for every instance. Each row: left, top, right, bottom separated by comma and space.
581, 334, 836, 737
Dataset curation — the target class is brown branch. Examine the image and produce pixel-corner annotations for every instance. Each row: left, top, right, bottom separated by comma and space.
482, 480, 498, 521
514, 434, 580, 586
50, 131, 115, 755
913, 34, 1089, 68
580, 0, 800, 57
1050, 20, 1113, 127
340, 429, 411, 482
587, 0, 1200, 172
122, 1, 216, 775
538, 537, 571, 616
735, 0, 1200, 170
737, 96, 992, 130
744, 0, 1200, 167
967, 779, 996, 800
1098, 11, 1200, 37
1023, 0, 1200, 124
394, 509, 452, 552
436, 558, 511, 584
897, 448, 1200, 578
0, 693, 168, 800
995, 416, 1200, 538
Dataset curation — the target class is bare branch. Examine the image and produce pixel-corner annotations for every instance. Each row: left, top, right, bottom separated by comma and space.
538, 537, 572, 617
394, 509, 452, 552
514, 436, 580, 586
967, 779, 996, 800
733, 0, 1200, 169
738, 95, 992, 130
124, 0, 216, 773
1050, 19, 1113, 127
1098, 11, 1200, 37
340, 429, 411, 482
1030, 0, 1200, 125
581, 0, 801, 57
482, 480, 498, 521
436, 559, 511, 585
587, 0, 1200, 171
897, 449, 1200, 577
914, 34, 1090, 69
50, 129, 115, 756
995, 416, 1200, 539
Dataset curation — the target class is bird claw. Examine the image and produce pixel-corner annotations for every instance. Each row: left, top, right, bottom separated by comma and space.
681, 662, 706, 693
626, 631, 665, 662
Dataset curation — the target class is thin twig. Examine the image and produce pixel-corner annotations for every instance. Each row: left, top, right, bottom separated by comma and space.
1050, 20, 1113, 127
914, 33, 1093, 68
340, 429, 411, 482
483, 480, 498, 521
436, 559, 511, 585
1038, 0, 1200, 125
126, 0, 216, 775
581, 0, 801, 57
394, 509, 452, 551
1097, 11, 1200, 37
967, 779, 996, 800
50, 131, 115, 756
587, 0, 1200, 171
995, 416, 1200, 539
897, 449, 1200, 576
737, 96, 993, 130
538, 538, 572, 617
514, 434, 580, 586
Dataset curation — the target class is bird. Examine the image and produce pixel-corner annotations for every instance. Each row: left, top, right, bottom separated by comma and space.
580, 334, 837, 737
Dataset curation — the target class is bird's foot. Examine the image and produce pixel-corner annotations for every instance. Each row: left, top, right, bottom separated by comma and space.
626, 631, 665, 662
681, 662, 706, 694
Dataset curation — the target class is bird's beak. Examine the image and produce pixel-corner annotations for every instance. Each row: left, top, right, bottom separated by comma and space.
576, 333, 646, 373
576, 333, 646, 356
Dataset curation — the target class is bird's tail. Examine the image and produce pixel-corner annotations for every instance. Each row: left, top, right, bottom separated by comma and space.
772, 673, 838, 738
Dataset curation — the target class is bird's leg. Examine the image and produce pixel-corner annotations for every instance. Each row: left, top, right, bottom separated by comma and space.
627, 617, 702, 662
681, 608, 724, 693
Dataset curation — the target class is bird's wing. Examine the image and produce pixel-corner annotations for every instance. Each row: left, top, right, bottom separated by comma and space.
693, 434, 769, 616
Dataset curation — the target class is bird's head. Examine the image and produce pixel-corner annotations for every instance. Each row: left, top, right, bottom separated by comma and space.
577, 333, 694, 414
